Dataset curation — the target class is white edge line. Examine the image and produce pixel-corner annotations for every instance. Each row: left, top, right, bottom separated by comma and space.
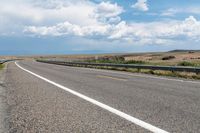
15, 62, 169, 133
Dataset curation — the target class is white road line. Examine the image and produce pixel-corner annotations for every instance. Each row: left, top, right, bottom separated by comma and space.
15, 62, 169, 133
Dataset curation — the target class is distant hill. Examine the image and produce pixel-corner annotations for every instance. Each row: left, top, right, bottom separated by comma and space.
168, 50, 200, 53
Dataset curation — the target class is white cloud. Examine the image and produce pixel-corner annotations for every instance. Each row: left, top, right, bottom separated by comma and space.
131, 0, 149, 12
94, 1, 123, 24
108, 17, 121, 24
0, 0, 124, 35
24, 16, 200, 45
0, 0, 97, 25
109, 16, 200, 44
161, 8, 179, 16
24, 21, 110, 36
1, 0, 200, 46
96, 1, 124, 18
161, 7, 200, 17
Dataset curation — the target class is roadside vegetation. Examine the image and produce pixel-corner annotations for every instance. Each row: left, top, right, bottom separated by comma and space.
38, 51, 200, 80
71, 54, 200, 80
83, 57, 200, 67
0, 64, 4, 70
68, 64, 200, 80
178, 61, 200, 67
84, 57, 146, 65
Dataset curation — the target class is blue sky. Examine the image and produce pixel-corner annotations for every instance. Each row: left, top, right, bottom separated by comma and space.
0, 0, 200, 55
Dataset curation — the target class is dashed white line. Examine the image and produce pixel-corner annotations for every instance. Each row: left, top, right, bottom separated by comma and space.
15, 62, 169, 133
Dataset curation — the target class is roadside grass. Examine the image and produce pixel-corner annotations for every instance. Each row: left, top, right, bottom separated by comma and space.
37, 58, 200, 80
0, 64, 4, 70
70, 64, 200, 80
178, 61, 200, 67
84, 58, 200, 67
84, 59, 146, 65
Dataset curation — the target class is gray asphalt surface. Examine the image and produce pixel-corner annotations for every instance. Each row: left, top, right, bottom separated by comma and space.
2, 60, 200, 132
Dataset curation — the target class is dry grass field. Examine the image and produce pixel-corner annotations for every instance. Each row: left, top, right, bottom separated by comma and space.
22, 50, 200, 67
123, 51, 200, 66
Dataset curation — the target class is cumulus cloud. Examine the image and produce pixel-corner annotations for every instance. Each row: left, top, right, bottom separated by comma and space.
0, 0, 97, 25
0, 0, 123, 35
94, 1, 123, 24
131, 0, 149, 12
24, 16, 200, 45
96, 1, 124, 18
109, 16, 200, 43
24, 21, 110, 36
1, 0, 200, 46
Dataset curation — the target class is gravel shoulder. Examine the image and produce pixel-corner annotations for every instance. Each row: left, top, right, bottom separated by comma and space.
0, 63, 9, 132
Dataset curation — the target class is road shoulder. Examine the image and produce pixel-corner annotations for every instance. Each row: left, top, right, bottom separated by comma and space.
0, 63, 8, 132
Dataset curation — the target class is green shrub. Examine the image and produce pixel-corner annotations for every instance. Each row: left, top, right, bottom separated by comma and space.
162, 56, 175, 60
85, 59, 146, 65
178, 61, 198, 67
124, 60, 146, 64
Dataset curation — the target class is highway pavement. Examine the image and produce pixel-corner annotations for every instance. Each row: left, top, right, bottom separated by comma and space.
2, 60, 200, 132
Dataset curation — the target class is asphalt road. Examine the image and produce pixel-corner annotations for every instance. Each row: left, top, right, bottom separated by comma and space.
2, 60, 200, 132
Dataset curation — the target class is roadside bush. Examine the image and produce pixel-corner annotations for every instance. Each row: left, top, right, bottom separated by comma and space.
124, 60, 146, 64
162, 56, 175, 60
85, 57, 148, 65
188, 51, 195, 53
178, 61, 196, 67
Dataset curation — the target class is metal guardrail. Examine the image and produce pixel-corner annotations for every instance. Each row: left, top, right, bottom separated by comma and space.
36, 60, 200, 74
0, 60, 11, 64
0, 59, 20, 64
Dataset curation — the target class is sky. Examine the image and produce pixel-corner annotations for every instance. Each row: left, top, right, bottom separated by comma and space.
0, 0, 200, 55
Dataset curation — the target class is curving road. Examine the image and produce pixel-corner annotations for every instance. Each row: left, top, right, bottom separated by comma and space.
3, 60, 200, 132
